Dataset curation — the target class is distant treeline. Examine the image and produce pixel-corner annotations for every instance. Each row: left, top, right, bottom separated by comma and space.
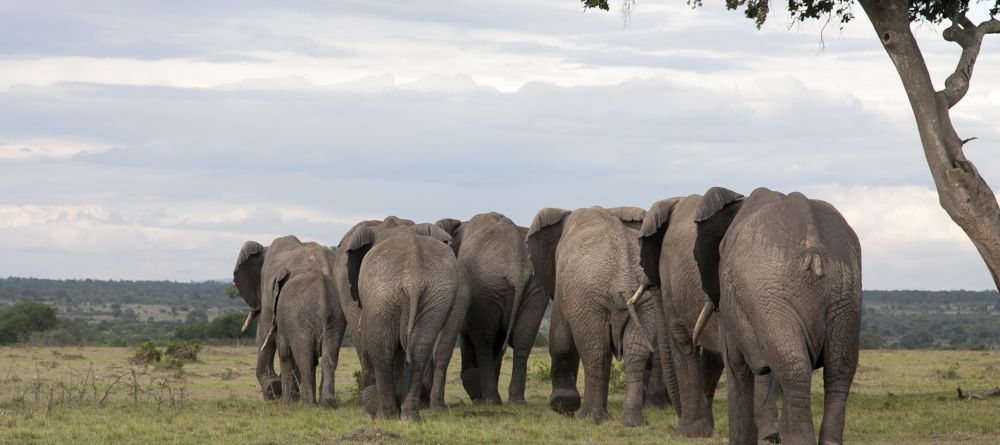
0, 277, 241, 310
0, 278, 997, 349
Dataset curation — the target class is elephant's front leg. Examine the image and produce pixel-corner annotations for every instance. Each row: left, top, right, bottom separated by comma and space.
548, 297, 581, 416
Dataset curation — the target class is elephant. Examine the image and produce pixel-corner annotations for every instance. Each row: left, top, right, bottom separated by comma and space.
333, 217, 419, 399
435, 212, 548, 405
232, 235, 346, 404
272, 270, 341, 405
526, 206, 679, 427
691, 187, 862, 445
638, 195, 781, 440
341, 222, 470, 420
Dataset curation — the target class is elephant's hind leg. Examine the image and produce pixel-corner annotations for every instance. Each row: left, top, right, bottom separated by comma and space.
548, 298, 581, 416
818, 304, 860, 445
572, 310, 612, 424
508, 284, 548, 405
723, 331, 757, 445
760, 327, 816, 445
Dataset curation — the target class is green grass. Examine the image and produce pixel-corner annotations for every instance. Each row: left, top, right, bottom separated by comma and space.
1, 347, 998, 444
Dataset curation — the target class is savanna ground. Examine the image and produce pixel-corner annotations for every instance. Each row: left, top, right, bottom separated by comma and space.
1, 347, 998, 444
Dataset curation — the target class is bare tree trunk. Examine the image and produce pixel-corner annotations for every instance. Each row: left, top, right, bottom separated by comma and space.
859, 0, 1000, 290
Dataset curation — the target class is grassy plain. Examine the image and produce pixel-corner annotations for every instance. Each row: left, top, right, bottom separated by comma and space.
1, 347, 998, 444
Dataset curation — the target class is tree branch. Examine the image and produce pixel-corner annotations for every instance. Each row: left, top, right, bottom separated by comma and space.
939, 17, 999, 108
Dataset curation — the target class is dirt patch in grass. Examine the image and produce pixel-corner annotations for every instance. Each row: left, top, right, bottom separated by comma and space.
337, 427, 400, 443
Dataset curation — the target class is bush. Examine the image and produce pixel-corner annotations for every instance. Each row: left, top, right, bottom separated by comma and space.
205, 312, 252, 339
533, 333, 548, 347
164, 341, 202, 362
131, 341, 162, 365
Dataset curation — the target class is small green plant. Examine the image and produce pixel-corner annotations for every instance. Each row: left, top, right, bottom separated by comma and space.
529, 361, 552, 382
155, 357, 186, 376
533, 333, 548, 347
934, 364, 961, 380
130, 342, 162, 365
609, 360, 626, 392
219, 368, 235, 381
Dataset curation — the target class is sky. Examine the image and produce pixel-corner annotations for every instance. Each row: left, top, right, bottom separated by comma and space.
0, 0, 998, 290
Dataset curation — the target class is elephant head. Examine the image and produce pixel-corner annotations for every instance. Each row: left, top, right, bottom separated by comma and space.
435, 218, 464, 256
233, 241, 266, 332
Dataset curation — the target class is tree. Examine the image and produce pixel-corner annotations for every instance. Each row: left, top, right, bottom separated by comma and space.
205, 311, 254, 339
0, 301, 58, 344
583, 0, 1000, 290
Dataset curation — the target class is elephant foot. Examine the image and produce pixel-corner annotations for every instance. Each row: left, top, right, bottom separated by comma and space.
508, 396, 527, 406
476, 392, 502, 405
577, 407, 609, 425
549, 388, 581, 416
461, 369, 482, 400
400, 409, 421, 422
320, 395, 337, 409
678, 417, 714, 438
361, 386, 378, 416
644, 390, 668, 409
262, 376, 282, 400
760, 431, 781, 444
623, 410, 645, 428
429, 400, 447, 412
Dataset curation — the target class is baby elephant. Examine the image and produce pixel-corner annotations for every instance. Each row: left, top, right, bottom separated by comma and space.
692, 187, 862, 445
268, 269, 341, 406
342, 223, 470, 421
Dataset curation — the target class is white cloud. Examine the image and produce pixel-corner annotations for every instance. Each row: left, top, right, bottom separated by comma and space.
0, 138, 113, 159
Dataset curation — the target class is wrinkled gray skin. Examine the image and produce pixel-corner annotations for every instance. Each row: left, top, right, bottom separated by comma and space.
527, 206, 679, 427
334, 217, 416, 398
341, 222, 470, 420
693, 187, 862, 445
639, 195, 781, 440
232, 235, 346, 404
435, 213, 548, 405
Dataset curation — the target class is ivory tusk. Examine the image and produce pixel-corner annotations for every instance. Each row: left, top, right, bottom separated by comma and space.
259, 328, 273, 353
626, 283, 648, 306
691, 302, 715, 349
241, 311, 256, 333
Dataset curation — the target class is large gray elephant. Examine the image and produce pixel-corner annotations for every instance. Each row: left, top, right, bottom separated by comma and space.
333, 216, 416, 394
638, 195, 781, 440
691, 187, 862, 445
527, 206, 679, 427
435, 213, 548, 405
341, 223, 470, 420
232, 235, 346, 404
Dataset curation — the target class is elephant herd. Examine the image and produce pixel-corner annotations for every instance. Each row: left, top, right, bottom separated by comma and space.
231, 187, 862, 445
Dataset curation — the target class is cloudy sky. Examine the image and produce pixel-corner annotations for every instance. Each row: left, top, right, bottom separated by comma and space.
1, 0, 998, 289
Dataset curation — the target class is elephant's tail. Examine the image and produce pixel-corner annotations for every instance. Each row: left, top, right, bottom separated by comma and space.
500, 277, 526, 353
403, 287, 420, 364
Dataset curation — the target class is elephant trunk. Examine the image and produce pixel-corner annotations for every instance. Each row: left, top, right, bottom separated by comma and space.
691, 302, 714, 350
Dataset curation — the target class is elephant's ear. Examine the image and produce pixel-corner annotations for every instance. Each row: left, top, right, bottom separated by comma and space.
526, 208, 570, 299
412, 223, 452, 244
693, 187, 745, 310
233, 241, 266, 311
605, 206, 646, 231
435, 218, 464, 256
638, 198, 683, 286
345, 226, 377, 307
271, 267, 290, 315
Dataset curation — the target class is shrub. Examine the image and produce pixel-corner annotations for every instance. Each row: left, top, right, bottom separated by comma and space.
609, 360, 626, 392
533, 333, 548, 347
164, 341, 201, 362
130, 341, 162, 365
